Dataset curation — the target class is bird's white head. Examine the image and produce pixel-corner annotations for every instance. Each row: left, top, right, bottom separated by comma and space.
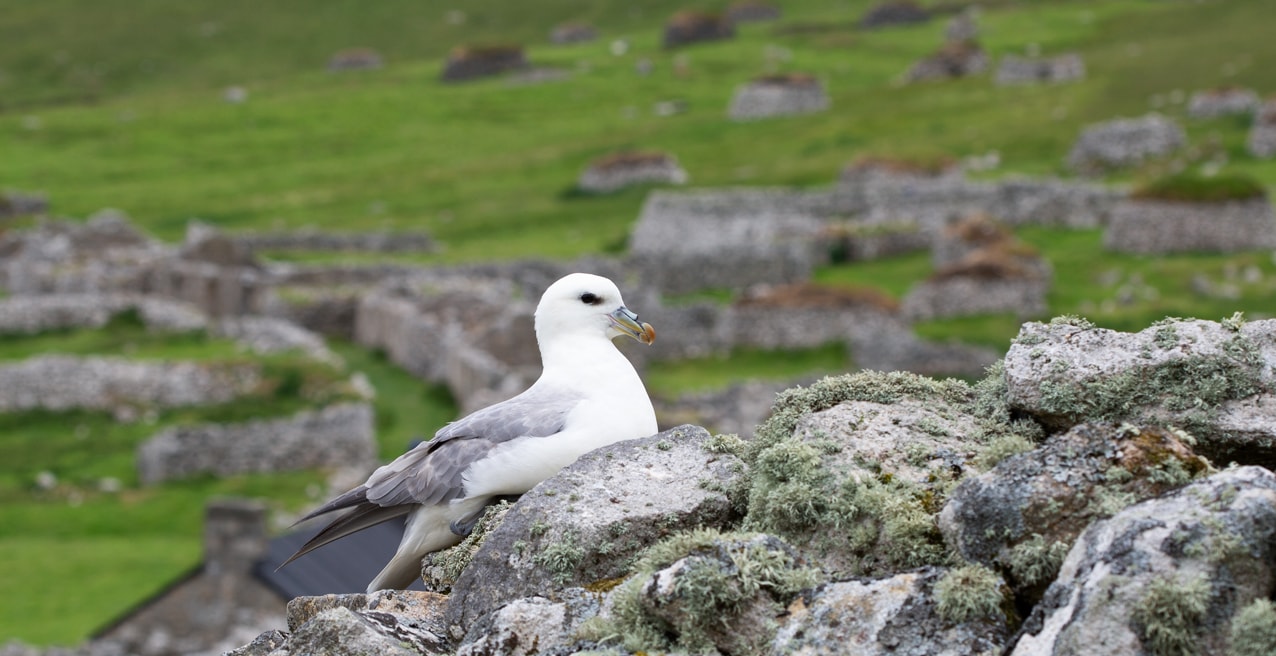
534, 273, 656, 350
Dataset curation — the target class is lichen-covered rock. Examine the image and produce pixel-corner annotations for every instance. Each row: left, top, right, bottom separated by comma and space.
223, 629, 288, 656
281, 607, 445, 656
773, 566, 1012, 655
443, 425, 746, 635
1010, 466, 1276, 655
940, 423, 1209, 602
1003, 317, 1276, 464
592, 531, 821, 656
457, 592, 600, 656
742, 371, 1033, 578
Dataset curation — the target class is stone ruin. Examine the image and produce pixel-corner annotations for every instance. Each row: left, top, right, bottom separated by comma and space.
903, 40, 988, 83
1248, 97, 1276, 159
1066, 113, 1186, 174
725, 0, 781, 24
440, 44, 529, 82
548, 22, 597, 45
902, 242, 1052, 321
662, 10, 735, 49
944, 9, 978, 42
233, 229, 436, 255
576, 151, 688, 194
727, 73, 830, 121
0, 190, 48, 218
859, 0, 930, 29
1104, 192, 1276, 254
327, 48, 383, 71
930, 212, 1015, 269
1188, 86, 1259, 119
994, 53, 1085, 86
137, 402, 376, 485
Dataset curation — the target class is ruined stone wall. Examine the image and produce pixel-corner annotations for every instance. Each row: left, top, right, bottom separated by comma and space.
1067, 114, 1185, 173
234, 231, 436, 254
137, 402, 376, 484
1104, 198, 1276, 254
902, 276, 1050, 321
727, 80, 830, 121
1188, 88, 1259, 118
994, 53, 1084, 85
577, 156, 688, 194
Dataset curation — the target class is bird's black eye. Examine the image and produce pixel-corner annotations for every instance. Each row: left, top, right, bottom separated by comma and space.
580, 292, 602, 305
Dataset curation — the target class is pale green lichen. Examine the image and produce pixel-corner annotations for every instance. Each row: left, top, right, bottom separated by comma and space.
935, 563, 1006, 624
975, 432, 1036, 470
1229, 598, 1276, 656
420, 500, 511, 592
704, 432, 746, 456
593, 529, 823, 655
533, 530, 585, 586
1221, 311, 1247, 333
1134, 572, 1212, 656
1003, 534, 1070, 587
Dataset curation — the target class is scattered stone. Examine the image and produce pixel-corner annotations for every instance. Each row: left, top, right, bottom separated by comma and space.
940, 423, 1209, 604
726, 1, 781, 24
549, 22, 596, 44
1003, 317, 1276, 466
327, 48, 384, 71
441, 45, 529, 82
904, 40, 988, 83
576, 150, 688, 194
662, 10, 735, 49
995, 53, 1085, 86
773, 566, 1012, 655
1010, 466, 1276, 655
443, 426, 745, 634
1248, 97, 1276, 158
1066, 113, 1185, 174
137, 402, 376, 484
1188, 87, 1259, 119
727, 73, 830, 121
860, 0, 930, 29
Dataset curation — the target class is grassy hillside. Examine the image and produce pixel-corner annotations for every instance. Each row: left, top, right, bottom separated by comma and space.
2, 0, 1276, 645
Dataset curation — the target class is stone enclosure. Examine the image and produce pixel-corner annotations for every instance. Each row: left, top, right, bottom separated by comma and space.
576, 151, 689, 194
995, 53, 1085, 86
1067, 113, 1186, 173
727, 73, 830, 121
1104, 196, 1276, 254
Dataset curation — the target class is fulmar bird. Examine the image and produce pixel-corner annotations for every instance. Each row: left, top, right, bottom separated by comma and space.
281, 272, 658, 591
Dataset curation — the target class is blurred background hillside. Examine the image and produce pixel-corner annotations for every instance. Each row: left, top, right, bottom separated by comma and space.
2, 0, 1275, 649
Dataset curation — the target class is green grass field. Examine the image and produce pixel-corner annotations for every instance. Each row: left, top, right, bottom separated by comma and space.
2, 0, 1276, 645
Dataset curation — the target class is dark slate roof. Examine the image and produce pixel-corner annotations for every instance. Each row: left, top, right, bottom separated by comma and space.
255, 515, 425, 598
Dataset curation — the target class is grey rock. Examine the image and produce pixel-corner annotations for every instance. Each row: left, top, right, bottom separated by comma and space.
1003, 317, 1276, 465
286, 590, 448, 634
457, 595, 598, 656
773, 567, 1011, 656
940, 423, 1209, 601
444, 425, 746, 635
284, 607, 443, 656
1010, 466, 1276, 655
223, 629, 288, 656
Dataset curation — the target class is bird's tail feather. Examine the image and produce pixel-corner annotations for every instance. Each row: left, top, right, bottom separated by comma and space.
291, 485, 372, 526
277, 502, 411, 570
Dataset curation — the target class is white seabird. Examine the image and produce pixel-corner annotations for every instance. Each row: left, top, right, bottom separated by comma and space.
281, 272, 658, 591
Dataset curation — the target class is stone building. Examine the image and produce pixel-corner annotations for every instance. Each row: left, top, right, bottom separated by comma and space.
903, 41, 988, 82
931, 213, 1015, 269
1188, 87, 1259, 119
726, 1, 781, 24
549, 22, 597, 45
1248, 98, 1276, 158
662, 11, 734, 48
902, 246, 1052, 321
576, 151, 688, 194
860, 0, 930, 28
1067, 113, 1185, 174
994, 53, 1085, 86
440, 45, 529, 82
1104, 196, 1276, 254
327, 48, 383, 71
727, 74, 830, 121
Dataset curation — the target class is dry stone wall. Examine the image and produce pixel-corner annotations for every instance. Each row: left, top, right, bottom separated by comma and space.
727, 75, 829, 121
1188, 87, 1259, 118
994, 53, 1084, 85
1249, 99, 1276, 158
1067, 113, 1185, 173
137, 402, 376, 484
234, 230, 436, 254
1104, 197, 1276, 254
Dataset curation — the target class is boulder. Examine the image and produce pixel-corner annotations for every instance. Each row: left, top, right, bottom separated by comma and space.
456, 591, 600, 656
1003, 316, 1276, 466
940, 423, 1209, 603
1010, 466, 1276, 655
773, 566, 1012, 655
443, 425, 746, 635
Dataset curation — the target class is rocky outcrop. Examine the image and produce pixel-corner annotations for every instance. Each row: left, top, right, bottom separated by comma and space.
1010, 466, 1276, 655
1067, 114, 1186, 174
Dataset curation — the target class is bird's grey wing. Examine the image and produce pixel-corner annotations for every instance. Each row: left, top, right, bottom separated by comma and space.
363, 383, 585, 507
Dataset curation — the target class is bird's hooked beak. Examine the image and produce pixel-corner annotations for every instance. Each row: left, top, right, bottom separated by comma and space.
608, 306, 656, 345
